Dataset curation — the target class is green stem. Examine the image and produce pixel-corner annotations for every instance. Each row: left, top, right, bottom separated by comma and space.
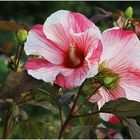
15, 44, 20, 65
72, 111, 101, 118
15, 44, 24, 71
9, 57, 16, 67
3, 106, 12, 139
58, 104, 63, 129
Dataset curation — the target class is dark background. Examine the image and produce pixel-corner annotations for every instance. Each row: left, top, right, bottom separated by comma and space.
0, 1, 140, 27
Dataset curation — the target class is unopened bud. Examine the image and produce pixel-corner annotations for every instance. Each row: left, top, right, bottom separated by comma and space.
95, 68, 120, 90
12, 103, 19, 117
103, 74, 120, 89
16, 29, 28, 43
124, 6, 133, 18
18, 110, 28, 121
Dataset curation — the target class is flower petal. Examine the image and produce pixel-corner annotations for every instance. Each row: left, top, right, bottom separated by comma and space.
24, 25, 65, 64
120, 67, 140, 87
68, 12, 95, 33
43, 10, 102, 55
106, 48, 140, 88
88, 92, 102, 103
69, 25, 102, 76
25, 58, 62, 82
90, 85, 126, 109
101, 28, 140, 65
55, 60, 90, 88
43, 10, 71, 51
96, 85, 126, 121
70, 19, 101, 53
86, 62, 99, 78
121, 83, 140, 102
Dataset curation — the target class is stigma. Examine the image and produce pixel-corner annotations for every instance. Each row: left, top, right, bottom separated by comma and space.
64, 43, 84, 68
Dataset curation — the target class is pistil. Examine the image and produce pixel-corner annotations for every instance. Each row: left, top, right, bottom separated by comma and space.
68, 43, 81, 67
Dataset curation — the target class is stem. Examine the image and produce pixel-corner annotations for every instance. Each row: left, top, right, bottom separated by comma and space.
15, 44, 20, 65
15, 44, 24, 71
58, 83, 84, 139
58, 104, 63, 129
72, 111, 101, 118
9, 57, 16, 67
3, 106, 12, 139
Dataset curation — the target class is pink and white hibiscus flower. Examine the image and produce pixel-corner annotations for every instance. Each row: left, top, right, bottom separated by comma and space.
89, 28, 140, 120
24, 10, 102, 88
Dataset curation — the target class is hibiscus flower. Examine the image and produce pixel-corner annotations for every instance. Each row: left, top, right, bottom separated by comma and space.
24, 10, 102, 88
89, 28, 140, 120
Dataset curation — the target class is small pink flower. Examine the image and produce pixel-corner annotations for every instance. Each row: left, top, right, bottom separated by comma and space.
90, 28, 140, 120
24, 10, 102, 88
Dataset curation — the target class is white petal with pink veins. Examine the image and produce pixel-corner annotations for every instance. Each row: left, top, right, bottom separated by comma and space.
88, 92, 102, 103
69, 26, 102, 78
70, 25, 101, 55
28, 68, 59, 82
106, 47, 140, 88
101, 28, 140, 64
95, 85, 126, 121
43, 10, 71, 50
68, 12, 96, 33
86, 62, 99, 78
24, 25, 65, 65
25, 58, 72, 83
55, 61, 90, 88
121, 83, 140, 102
25, 58, 62, 82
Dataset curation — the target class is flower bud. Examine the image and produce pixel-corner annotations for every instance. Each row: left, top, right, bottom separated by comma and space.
124, 6, 133, 18
16, 29, 28, 44
18, 110, 28, 121
95, 68, 120, 90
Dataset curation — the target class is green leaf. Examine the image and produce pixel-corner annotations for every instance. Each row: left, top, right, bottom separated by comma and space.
0, 60, 8, 87
77, 95, 97, 114
20, 117, 45, 138
123, 118, 140, 139
41, 83, 60, 94
100, 98, 140, 118
27, 101, 58, 112
70, 125, 96, 139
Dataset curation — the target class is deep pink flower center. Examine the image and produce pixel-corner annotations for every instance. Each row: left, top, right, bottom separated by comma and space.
64, 43, 85, 68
